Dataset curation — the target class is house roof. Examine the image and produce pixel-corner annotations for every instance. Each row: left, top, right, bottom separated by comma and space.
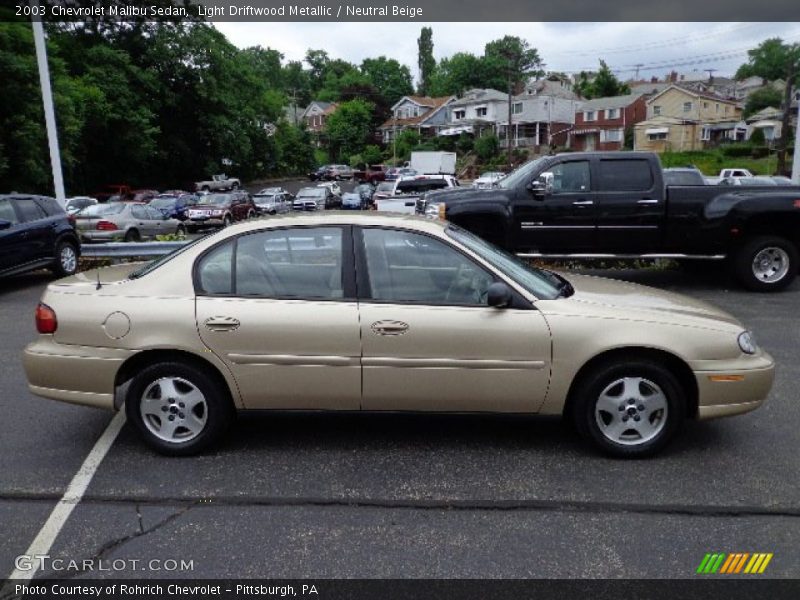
577, 93, 643, 111
629, 82, 671, 96
301, 101, 334, 118
746, 106, 783, 123
647, 84, 738, 105
523, 78, 578, 99
380, 96, 454, 129
450, 89, 508, 107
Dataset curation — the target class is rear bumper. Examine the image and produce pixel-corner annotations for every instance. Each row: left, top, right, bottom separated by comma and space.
23, 337, 132, 410
79, 230, 125, 242
692, 352, 775, 419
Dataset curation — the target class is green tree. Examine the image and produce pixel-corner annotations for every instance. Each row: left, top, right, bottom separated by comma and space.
736, 38, 800, 81
417, 27, 435, 96
428, 52, 485, 96
391, 129, 421, 162
324, 98, 374, 161
482, 36, 544, 94
362, 144, 383, 165
575, 61, 629, 99
361, 56, 413, 105
474, 134, 499, 161
743, 86, 784, 118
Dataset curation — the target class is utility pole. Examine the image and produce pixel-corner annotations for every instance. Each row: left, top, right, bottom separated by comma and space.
704, 68, 717, 83
31, 2, 65, 205
792, 90, 800, 184
633, 64, 644, 80
777, 58, 796, 176
288, 88, 299, 126
505, 55, 514, 172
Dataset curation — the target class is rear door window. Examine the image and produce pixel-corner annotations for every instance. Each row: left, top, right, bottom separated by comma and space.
597, 159, 654, 191
15, 199, 47, 222
0, 199, 19, 224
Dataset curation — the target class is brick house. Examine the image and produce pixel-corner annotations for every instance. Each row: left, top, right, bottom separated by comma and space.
570, 94, 646, 151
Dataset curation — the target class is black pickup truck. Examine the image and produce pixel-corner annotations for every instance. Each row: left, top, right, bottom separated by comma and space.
417, 151, 800, 291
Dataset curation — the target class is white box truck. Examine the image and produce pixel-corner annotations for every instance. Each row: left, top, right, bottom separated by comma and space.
409, 151, 457, 175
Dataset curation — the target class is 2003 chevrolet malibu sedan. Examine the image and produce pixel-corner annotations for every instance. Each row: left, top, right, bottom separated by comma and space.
23, 213, 774, 457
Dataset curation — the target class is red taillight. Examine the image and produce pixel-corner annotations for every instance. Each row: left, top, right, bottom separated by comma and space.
67, 214, 76, 227
35, 303, 58, 334
96, 220, 118, 231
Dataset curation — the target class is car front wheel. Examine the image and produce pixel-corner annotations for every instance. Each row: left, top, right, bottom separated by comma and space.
51, 239, 78, 277
572, 360, 685, 458
125, 362, 234, 456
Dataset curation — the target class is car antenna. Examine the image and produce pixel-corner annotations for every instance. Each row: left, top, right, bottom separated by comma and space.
96, 269, 102, 290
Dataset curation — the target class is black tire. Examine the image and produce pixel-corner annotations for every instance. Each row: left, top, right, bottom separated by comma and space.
175, 224, 186, 237
185, 225, 197, 234
247, 210, 255, 220
124, 229, 141, 243
125, 362, 235, 456
202, 185, 210, 192
223, 214, 232, 227
733, 235, 798, 292
232, 182, 240, 190
572, 359, 685, 458
51, 239, 79, 277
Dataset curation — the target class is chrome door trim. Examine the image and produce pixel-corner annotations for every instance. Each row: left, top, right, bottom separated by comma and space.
227, 354, 359, 367
363, 357, 546, 370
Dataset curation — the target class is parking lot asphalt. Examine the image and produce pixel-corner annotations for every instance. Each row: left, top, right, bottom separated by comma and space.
1, 227, 799, 579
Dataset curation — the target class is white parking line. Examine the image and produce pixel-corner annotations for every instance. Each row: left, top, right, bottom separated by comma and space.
8, 410, 126, 581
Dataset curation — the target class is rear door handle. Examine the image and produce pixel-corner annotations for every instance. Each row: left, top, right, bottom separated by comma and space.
572, 200, 594, 206
204, 316, 240, 332
371, 320, 409, 336
637, 199, 659, 205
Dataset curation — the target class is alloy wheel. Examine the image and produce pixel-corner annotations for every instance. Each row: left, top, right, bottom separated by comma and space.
139, 377, 208, 443
594, 377, 668, 446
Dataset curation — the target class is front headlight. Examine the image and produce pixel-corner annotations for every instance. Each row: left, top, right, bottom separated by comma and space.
425, 202, 446, 219
738, 331, 757, 354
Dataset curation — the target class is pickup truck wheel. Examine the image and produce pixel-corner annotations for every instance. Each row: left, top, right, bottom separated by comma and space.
232, 182, 240, 190
572, 360, 685, 458
734, 236, 798, 292
201, 186, 210, 192
51, 240, 78, 277
125, 362, 235, 456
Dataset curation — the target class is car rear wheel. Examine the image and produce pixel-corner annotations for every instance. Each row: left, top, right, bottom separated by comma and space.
126, 362, 235, 456
124, 229, 140, 243
572, 360, 685, 458
734, 235, 798, 292
51, 239, 78, 277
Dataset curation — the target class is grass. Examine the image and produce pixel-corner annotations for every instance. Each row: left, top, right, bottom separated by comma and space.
658, 149, 785, 176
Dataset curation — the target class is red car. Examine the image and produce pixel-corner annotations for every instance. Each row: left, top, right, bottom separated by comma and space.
353, 164, 387, 184
185, 191, 256, 233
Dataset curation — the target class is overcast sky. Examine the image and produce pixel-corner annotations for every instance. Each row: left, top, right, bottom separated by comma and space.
214, 22, 800, 82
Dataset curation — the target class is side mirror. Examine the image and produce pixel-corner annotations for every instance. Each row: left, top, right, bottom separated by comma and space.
0, 219, 12, 230
527, 172, 554, 198
487, 282, 512, 308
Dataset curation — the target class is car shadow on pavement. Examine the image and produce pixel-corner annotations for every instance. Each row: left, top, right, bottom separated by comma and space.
0, 271, 54, 295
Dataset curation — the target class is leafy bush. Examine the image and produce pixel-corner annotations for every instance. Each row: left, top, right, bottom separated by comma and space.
751, 146, 769, 159
474, 134, 500, 161
456, 133, 474, 155
749, 128, 766, 145
721, 144, 753, 158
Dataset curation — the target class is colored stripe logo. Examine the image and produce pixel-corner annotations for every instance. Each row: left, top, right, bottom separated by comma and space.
697, 552, 773, 574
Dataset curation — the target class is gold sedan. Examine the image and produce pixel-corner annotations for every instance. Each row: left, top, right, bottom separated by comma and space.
23, 214, 774, 457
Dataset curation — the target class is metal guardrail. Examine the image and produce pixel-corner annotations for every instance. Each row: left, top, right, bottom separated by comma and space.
79, 241, 190, 258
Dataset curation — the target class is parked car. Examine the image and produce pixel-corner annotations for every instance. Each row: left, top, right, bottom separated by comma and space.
252, 189, 293, 215
416, 151, 800, 292
308, 165, 331, 181
0, 194, 80, 279
376, 177, 459, 214
706, 168, 754, 185
372, 181, 396, 202
22, 213, 774, 457
74, 202, 185, 243
769, 176, 794, 186
354, 183, 376, 205
194, 174, 241, 192
324, 164, 354, 181
185, 192, 256, 232
719, 176, 779, 186
385, 167, 417, 181
293, 187, 336, 211
663, 167, 706, 186
341, 192, 367, 210
317, 181, 342, 197
472, 171, 506, 189
93, 184, 132, 203
353, 164, 387, 184
64, 196, 98, 216
149, 193, 198, 221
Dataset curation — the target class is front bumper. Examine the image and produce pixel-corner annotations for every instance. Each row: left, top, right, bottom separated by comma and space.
188, 216, 225, 227
692, 351, 775, 419
23, 337, 133, 410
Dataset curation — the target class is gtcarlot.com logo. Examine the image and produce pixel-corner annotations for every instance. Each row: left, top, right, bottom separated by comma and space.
696, 552, 773, 574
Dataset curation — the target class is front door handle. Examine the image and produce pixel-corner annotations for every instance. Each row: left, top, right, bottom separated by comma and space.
637, 199, 659, 205
204, 316, 240, 332
371, 320, 409, 336
572, 200, 594, 206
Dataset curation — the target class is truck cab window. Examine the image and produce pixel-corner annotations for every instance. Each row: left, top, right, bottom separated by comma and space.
551, 161, 590, 193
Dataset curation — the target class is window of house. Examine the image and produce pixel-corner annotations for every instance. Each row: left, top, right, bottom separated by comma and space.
700, 127, 711, 141
600, 129, 623, 143
512, 102, 523, 115
647, 131, 668, 141
606, 108, 620, 119
715, 103, 720, 113
454, 109, 465, 120
683, 102, 692, 112
653, 106, 661, 116
584, 111, 596, 122
703, 102, 709, 109
476, 106, 487, 117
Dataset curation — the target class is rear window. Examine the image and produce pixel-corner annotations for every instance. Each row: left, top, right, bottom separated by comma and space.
80, 203, 125, 217
15, 199, 47, 222
34, 197, 64, 216
664, 171, 705, 186
396, 180, 449, 194
598, 159, 654, 191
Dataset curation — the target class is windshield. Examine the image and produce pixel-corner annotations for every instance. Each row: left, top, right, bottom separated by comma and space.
376, 182, 394, 192
298, 189, 325, 198
447, 225, 562, 300
78, 203, 125, 217
150, 197, 176, 208
254, 195, 277, 203
197, 194, 230, 205
497, 157, 550, 190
